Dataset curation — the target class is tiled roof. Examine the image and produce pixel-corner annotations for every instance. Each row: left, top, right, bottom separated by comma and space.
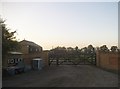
19, 40, 42, 48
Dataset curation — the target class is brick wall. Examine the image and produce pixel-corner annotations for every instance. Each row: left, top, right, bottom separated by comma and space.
22, 53, 42, 65
20, 44, 29, 54
22, 51, 49, 67
96, 51, 119, 72
41, 51, 49, 67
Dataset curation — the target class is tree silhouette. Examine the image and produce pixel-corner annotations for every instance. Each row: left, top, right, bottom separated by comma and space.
1, 18, 19, 60
100, 45, 109, 52
87, 45, 95, 54
75, 46, 78, 51
110, 46, 118, 52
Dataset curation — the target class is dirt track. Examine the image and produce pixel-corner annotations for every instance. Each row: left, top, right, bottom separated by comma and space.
2, 65, 118, 87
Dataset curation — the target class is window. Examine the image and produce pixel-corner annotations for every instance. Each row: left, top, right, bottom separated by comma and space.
36, 49, 38, 51
30, 48, 33, 51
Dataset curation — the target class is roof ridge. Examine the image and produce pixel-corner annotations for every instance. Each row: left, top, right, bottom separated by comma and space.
20, 40, 42, 47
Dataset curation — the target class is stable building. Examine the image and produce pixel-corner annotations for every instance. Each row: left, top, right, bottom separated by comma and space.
19, 40, 42, 54
19, 40, 43, 67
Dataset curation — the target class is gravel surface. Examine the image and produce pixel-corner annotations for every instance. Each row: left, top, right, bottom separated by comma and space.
2, 65, 118, 87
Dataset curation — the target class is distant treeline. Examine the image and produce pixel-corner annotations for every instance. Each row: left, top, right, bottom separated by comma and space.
50, 45, 119, 53
48, 45, 119, 60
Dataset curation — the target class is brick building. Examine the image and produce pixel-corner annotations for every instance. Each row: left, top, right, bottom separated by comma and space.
19, 40, 42, 54
19, 40, 43, 66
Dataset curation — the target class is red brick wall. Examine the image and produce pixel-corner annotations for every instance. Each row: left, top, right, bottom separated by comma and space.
96, 51, 119, 71
20, 44, 29, 54
22, 53, 42, 65
22, 51, 49, 67
41, 51, 49, 67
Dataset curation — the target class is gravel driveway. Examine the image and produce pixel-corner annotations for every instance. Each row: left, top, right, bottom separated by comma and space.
2, 65, 118, 87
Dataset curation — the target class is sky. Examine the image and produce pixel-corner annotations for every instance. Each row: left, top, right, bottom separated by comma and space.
1, 1, 118, 50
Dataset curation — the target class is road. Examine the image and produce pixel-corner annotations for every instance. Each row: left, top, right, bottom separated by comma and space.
2, 65, 118, 87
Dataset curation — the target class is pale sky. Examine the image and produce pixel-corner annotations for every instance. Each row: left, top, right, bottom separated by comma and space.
1, 1, 118, 50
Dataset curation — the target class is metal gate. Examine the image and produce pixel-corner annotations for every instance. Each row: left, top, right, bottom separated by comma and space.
48, 49, 96, 66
